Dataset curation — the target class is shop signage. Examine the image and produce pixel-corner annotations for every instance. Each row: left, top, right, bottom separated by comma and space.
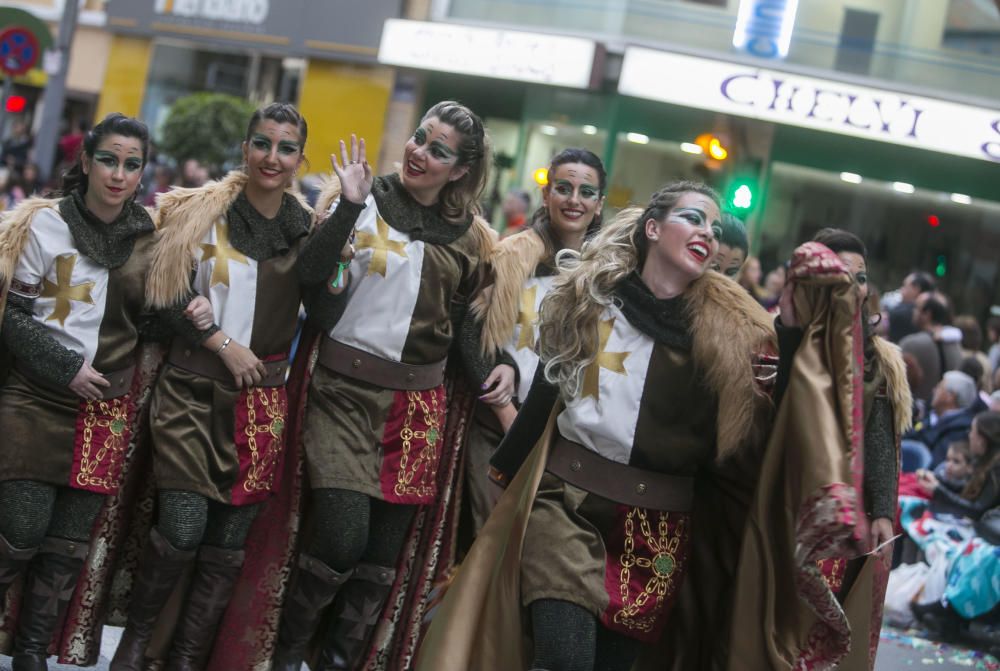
106, 0, 399, 62
378, 19, 597, 89
619, 46, 1000, 163
733, 0, 800, 59
154, 0, 269, 26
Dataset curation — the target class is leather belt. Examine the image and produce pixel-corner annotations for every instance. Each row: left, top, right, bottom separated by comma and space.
17, 363, 135, 400
546, 434, 695, 512
317, 337, 445, 391
168, 340, 288, 387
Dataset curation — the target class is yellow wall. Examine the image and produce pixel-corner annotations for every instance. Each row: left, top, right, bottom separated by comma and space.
94, 35, 152, 122
298, 60, 394, 174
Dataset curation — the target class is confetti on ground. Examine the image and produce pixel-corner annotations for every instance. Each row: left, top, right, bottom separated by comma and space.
881, 627, 1000, 670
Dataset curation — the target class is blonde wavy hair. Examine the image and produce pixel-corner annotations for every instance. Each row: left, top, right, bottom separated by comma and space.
421, 101, 491, 223
538, 181, 720, 398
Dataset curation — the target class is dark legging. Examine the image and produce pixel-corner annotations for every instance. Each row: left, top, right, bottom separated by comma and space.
306, 487, 416, 571
530, 599, 641, 671
155, 489, 261, 551
0, 480, 105, 548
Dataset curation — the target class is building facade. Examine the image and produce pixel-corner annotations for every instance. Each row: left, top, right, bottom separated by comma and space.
382, 0, 1000, 317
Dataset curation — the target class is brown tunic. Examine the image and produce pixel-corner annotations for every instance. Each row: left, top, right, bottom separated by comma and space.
151, 232, 304, 503
521, 341, 718, 625
1, 233, 155, 487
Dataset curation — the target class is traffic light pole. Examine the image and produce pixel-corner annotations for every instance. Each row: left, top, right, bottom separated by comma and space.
35, 0, 80, 184
0, 77, 12, 139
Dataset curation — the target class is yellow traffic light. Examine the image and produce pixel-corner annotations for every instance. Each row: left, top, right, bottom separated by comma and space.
694, 133, 729, 161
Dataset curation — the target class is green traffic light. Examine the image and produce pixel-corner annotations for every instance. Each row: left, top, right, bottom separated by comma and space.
935, 255, 947, 277
732, 184, 753, 209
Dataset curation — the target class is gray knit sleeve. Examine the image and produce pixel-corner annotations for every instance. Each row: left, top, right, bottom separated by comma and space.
2, 292, 84, 387
297, 199, 365, 286
864, 395, 899, 520
158, 294, 220, 346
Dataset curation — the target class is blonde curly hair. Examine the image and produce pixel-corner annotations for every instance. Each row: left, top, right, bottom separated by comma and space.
538, 181, 720, 398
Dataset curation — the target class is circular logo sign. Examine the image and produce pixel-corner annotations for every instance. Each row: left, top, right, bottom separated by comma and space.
0, 26, 40, 76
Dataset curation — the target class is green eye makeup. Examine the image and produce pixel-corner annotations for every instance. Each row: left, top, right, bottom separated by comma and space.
93, 151, 143, 173
552, 180, 601, 200
413, 127, 427, 145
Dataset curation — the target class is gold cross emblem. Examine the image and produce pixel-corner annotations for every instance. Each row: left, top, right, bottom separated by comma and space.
200, 221, 249, 287
40, 254, 95, 326
515, 285, 539, 351
355, 217, 408, 277
581, 317, 630, 401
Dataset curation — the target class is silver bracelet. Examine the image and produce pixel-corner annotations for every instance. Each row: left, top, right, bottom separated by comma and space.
215, 336, 233, 354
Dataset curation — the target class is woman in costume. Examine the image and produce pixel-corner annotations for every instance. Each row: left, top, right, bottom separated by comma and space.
0, 113, 155, 670
111, 102, 314, 671
419, 181, 780, 670
464, 147, 606, 534
272, 100, 496, 671
804, 227, 910, 668
710, 212, 748, 279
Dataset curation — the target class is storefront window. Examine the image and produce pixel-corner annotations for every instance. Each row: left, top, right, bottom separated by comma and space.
140, 40, 297, 137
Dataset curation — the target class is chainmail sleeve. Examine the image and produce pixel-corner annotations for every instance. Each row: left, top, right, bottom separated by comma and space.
303, 283, 349, 333
158, 293, 220, 347
2, 292, 84, 387
297, 198, 365, 286
864, 395, 900, 520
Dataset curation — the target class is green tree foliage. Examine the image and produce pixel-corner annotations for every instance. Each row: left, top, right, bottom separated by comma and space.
159, 93, 256, 170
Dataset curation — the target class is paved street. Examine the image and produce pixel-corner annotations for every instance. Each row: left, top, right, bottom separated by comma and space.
2, 626, 997, 670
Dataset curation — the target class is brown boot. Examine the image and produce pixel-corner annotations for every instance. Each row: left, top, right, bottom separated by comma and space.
110, 528, 196, 671
315, 563, 396, 671
270, 553, 352, 671
11, 537, 90, 671
0, 531, 38, 615
164, 545, 245, 671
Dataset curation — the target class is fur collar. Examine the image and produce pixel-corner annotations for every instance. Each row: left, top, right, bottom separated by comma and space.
684, 271, 777, 460
471, 228, 547, 357
871, 336, 913, 436
146, 170, 312, 308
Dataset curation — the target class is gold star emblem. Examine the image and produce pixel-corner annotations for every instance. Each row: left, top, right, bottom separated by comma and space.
581, 317, 630, 401
40, 254, 95, 326
200, 221, 248, 287
355, 216, 408, 277
515, 285, 539, 351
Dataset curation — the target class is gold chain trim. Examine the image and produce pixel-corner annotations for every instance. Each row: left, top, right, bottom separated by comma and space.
243, 387, 286, 494
394, 390, 442, 498
76, 398, 130, 490
615, 507, 686, 634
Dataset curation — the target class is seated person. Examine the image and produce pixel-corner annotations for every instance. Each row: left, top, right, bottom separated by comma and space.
918, 411, 1000, 520
903, 371, 983, 468
901, 440, 973, 503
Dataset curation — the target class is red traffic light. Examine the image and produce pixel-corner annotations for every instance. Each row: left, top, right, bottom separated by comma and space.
4, 95, 27, 113
926, 214, 940, 228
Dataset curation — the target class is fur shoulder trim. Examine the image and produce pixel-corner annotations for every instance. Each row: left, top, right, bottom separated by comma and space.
685, 272, 777, 460
0, 197, 62, 287
872, 336, 913, 436
315, 176, 342, 216
146, 171, 248, 308
471, 229, 546, 357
